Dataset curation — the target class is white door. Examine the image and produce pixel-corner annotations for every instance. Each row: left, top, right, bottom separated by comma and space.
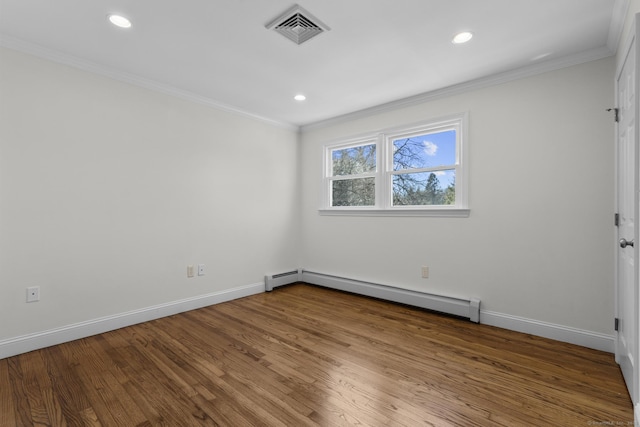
616, 14, 639, 406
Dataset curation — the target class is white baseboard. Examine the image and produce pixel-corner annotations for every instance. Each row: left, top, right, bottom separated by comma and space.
293, 270, 613, 353
1, 280, 617, 359
0, 282, 264, 360
266, 268, 615, 353
635, 403, 640, 427
481, 310, 615, 353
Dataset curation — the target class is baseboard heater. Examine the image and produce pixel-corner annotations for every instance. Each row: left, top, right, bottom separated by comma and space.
264, 269, 303, 291
264, 269, 480, 323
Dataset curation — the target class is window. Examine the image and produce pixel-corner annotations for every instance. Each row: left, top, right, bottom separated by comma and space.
321, 113, 468, 217
328, 139, 377, 207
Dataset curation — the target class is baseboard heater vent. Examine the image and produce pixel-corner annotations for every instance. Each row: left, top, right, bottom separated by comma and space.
265, 269, 480, 323
265, 269, 302, 291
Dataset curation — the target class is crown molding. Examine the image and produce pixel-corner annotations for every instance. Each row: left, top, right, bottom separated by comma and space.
608, 0, 630, 52
0, 34, 298, 132
301, 46, 615, 132
1, 32, 617, 135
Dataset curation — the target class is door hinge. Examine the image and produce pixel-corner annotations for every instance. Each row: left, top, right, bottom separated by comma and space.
615, 213, 620, 227
607, 107, 619, 123
615, 317, 620, 332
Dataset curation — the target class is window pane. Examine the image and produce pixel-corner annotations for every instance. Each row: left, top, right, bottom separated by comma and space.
332, 178, 375, 206
393, 130, 456, 170
332, 144, 376, 176
393, 170, 455, 206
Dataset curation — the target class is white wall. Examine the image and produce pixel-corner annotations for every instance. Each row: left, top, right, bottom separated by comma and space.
300, 57, 615, 337
0, 41, 618, 354
0, 47, 299, 341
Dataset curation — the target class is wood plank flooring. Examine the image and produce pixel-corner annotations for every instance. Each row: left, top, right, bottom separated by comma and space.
1, 283, 633, 426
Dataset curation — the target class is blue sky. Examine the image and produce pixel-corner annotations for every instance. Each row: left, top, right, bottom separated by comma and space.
393, 129, 456, 188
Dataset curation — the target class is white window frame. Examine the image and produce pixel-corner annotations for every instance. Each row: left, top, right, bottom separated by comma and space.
320, 113, 469, 217
323, 136, 379, 209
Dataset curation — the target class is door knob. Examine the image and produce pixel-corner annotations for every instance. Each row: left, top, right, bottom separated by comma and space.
620, 238, 635, 248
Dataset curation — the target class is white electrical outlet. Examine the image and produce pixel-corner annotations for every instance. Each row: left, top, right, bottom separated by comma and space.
27, 286, 40, 302
198, 264, 205, 276
421, 267, 429, 279
187, 265, 195, 278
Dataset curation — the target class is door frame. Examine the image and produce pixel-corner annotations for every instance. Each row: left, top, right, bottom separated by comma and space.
614, 12, 640, 419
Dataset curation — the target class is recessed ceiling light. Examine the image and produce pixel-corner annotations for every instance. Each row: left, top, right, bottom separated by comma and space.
452, 31, 473, 44
108, 14, 132, 29
294, 94, 307, 101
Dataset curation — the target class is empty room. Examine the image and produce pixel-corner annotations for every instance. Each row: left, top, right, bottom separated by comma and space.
1, 0, 639, 425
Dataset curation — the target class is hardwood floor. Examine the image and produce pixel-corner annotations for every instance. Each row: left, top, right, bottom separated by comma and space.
1, 283, 633, 426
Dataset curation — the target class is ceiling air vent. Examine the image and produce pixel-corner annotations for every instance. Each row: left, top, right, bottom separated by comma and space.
265, 5, 330, 45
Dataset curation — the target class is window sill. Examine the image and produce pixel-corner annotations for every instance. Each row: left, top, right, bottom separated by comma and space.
318, 208, 470, 218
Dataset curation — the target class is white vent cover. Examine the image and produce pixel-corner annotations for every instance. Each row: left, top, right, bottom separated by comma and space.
266, 5, 330, 45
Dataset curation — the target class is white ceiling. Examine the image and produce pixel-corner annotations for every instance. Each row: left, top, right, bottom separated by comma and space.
0, 0, 625, 128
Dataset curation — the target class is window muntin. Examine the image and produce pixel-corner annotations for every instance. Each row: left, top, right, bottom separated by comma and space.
322, 114, 468, 216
